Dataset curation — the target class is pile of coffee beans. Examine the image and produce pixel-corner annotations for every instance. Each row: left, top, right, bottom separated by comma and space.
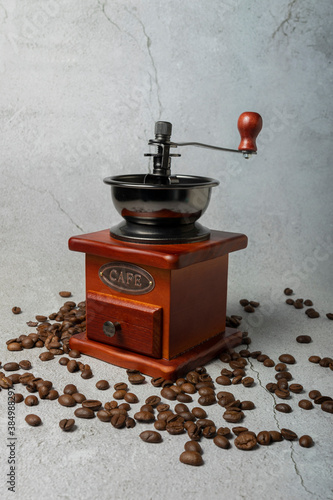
283, 287, 333, 320
1, 287, 332, 468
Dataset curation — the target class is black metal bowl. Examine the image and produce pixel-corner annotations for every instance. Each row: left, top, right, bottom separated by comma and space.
103, 174, 219, 243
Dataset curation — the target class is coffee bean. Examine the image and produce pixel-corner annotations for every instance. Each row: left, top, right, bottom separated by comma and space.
196, 418, 215, 429
176, 394, 192, 404
285, 298, 294, 305
278, 354, 295, 364
67, 360, 79, 373
111, 413, 126, 428
125, 417, 136, 428
308, 356, 321, 363
46, 389, 59, 400
231, 375, 243, 385
289, 383, 303, 394
275, 403, 292, 413
124, 392, 138, 404
25, 414, 42, 426
240, 401, 255, 410
74, 407, 95, 419
244, 305, 255, 313
59, 418, 75, 431
275, 371, 292, 381
7, 342, 22, 351
157, 410, 173, 421
184, 441, 203, 453
12, 393, 24, 403
216, 427, 230, 437
72, 393, 86, 403
181, 382, 196, 394
299, 435, 314, 448
303, 299, 313, 306
58, 394, 76, 407
263, 359, 275, 367
145, 395, 161, 407
25, 395, 39, 406
321, 400, 333, 413
160, 387, 177, 400
314, 395, 332, 404
216, 375, 231, 386
239, 299, 249, 306
82, 400, 102, 411
18, 360, 32, 370
234, 432, 257, 450
294, 301, 303, 309
319, 357, 333, 367
326, 313, 333, 320
223, 409, 244, 423
257, 431, 271, 445
141, 404, 154, 413
166, 421, 185, 435
232, 426, 248, 436
198, 394, 216, 406
306, 309, 320, 318
257, 354, 269, 362
275, 389, 290, 400
81, 368, 93, 379
22, 337, 35, 349
59, 291, 72, 297
242, 377, 254, 387
296, 335, 312, 344
68, 349, 81, 358
39, 352, 54, 362
309, 390, 321, 399
59, 357, 69, 366
179, 451, 203, 466
12, 306, 22, 314
281, 428, 298, 441
154, 420, 166, 431
139, 430, 162, 443
269, 431, 283, 442
192, 407, 207, 419
114, 382, 128, 391
151, 377, 165, 387
186, 371, 200, 384
249, 301, 259, 308
156, 403, 170, 412
298, 400, 313, 410
0, 374, 13, 389
8, 373, 20, 384
27, 321, 38, 327
128, 373, 145, 384
134, 411, 155, 423
275, 363, 287, 372
232, 368, 245, 377
64, 384, 78, 395
35, 315, 47, 322
3, 362, 19, 372
277, 379, 289, 390
284, 288, 293, 295
96, 380, 109, 390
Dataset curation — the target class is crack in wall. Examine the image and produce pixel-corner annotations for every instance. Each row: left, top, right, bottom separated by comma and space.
98, 0, 140, 50
3, 172, 84, 233
124, 7, 163, 120
247, 357, 317, 498
272, 0, 298, 39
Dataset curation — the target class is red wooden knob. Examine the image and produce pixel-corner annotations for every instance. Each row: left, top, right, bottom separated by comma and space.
237, 112, 263, 152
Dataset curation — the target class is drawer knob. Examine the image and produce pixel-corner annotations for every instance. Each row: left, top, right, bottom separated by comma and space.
103, 321, 121, 337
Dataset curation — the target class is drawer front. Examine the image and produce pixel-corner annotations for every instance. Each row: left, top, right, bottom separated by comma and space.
86, 291, 162, 358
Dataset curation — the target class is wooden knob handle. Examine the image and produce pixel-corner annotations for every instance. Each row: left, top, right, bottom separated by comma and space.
237, 112, 263, 152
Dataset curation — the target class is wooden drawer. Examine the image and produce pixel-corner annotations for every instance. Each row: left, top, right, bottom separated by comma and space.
86, 291, 162, 358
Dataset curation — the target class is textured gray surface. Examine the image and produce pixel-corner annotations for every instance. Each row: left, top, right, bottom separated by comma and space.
0, 1, 332, 499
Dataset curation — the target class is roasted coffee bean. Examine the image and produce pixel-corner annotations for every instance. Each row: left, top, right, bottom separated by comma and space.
294, 301, 304, 309
281, 428, 298, 441
234, 432, 257, 450
192, 407, 207, 419
67, 360, 79, 373
156, 403, 169, 412
242, 377, 254, 388
13, 393, 24, 403
25, 395, 38, 406
95, 380, 109, 390
309, 390, 321, 399
166, 421, 185, 435
68, 349, 81, 358
12, 306, 22, 314
81, 368, 93, 379
186, 371, 200, 384
64, 384, 78, 395
298, 399, 313, 410
198, 394, 216, 406
289, 383, 303, 394
125, 417, 135, 428
8, 373, 20, 384
308, 356, 321, 364
198, 386, 215, 397
219, 352, 232, 362
59, 357, 69, 366
232, 368, 245, 377
284, 288, 293, 295
159, 387, 176, 401
82, 400, 102, 411
46, 389, 59, 400
110, 413, 126, 428
196, 381, 215, 390
216, 375, 231, 386
169, 385, 181, 395
244, 305, 255, 313
321, 400, 333, 413
278, 354, 295, 364
202, 426, 216, 438
18, 360, 31, 370
286, 299, 294, 305
275, 371, 292, 381
176, 377, 186, 387
151, 377, 164, 387
239, 349, 250, 358
113, 382, 128, 391
213, 435, 230, 449
306, 309, 320, 318
128, 373, 145, 384
59, 291, 72, 297
257, 431, 271, 445
249, 301, 259, 308
269, 430, 283, 442
179, 451, 203, 466
59, 418, 75, 431
232, 426, 248, 436
157, 410, 173, 421
7, 342, 22, 351
145, 395, 161, 407
239, 299, 249, 306
140, 430, 162, 443
141, 404, 154, 413
74, 407, 95, 419
184, 441, 203, 453
180, 382, 196, 394
3, 362, 19, 371
314, 395, 332, 404
275, 389, 290, 399
229, 359, 247, 369
275, 363, 287, 372
25, 414, 41, 426
240, 401, 255, 410
187, 424, 201, 441
225, 399, 241, 409
175, 403, 189, 414
303, 299, 313, 306
154, 420, 167, 431
257, 354, 269, 363
21, 337, 35, 349
39, 352, 54, 362
275, 403, 292, 413
217, 427, 231, 436
0, 374, 13, 389
299, 435, 314, 448
296, 335, 312, 344
196, 419, 215, 428
38, 386, 50, 399
217, 393, 236, 407
319, 357, 333, 367
118, 403, 131, 412
179, 411, 195, 422
231, 375, 242, 385
104, 401, 118, 411
223, 409, 244, 423
263, 358, 275, 367
177, 393, 193, 403
277, 379, 289, 390
124, 392, 138, 404
35, 315, 47, 322
109, 408, 127, 417
134, 411, 155, 423
326, 313, 333, 320
221, 368, 233, 377
72, 393, 86, 403
58, 394, 76, 407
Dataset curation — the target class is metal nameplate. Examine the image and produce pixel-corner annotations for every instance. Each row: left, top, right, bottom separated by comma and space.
99, 262, 155, 295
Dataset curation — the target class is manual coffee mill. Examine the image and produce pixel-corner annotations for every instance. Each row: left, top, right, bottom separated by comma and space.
69, 112, 262, 379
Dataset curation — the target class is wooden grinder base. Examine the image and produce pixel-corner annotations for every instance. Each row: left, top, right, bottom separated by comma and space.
69, 327, 242, 380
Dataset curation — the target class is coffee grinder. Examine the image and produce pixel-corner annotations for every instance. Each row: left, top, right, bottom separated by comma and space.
69, 112, 262, 379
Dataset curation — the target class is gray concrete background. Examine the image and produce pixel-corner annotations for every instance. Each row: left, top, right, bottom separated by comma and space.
0, 1, 332, 499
